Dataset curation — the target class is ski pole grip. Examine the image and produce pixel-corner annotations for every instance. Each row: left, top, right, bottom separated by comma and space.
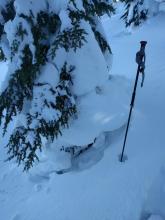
136, 41, 147, 65
140, 41, 147, 50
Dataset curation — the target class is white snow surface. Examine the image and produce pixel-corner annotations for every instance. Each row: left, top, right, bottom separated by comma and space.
55, 76, 130, 146
0, 6, 165, 220
149, 216, 164, 220
0, 61, 8, 89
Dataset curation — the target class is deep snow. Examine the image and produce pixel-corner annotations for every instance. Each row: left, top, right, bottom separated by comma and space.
0, 7, 165, 220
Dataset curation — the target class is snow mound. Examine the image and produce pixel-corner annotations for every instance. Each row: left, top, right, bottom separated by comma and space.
39, 75, 130, 170
55, 75, 130, 146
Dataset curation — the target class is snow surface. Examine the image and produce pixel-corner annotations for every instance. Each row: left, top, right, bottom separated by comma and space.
0, 61, 8, 89
0, 5, 165, 220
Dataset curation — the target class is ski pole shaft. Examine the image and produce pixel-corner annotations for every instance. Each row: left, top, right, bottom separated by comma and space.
120, 41, 147, 162
120, 66, 140, 162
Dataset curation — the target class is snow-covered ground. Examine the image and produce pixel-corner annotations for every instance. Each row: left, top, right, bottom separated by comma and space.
0, 8, 165, 220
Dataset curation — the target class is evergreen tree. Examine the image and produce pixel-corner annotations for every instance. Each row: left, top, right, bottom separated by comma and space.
0, 0, 114, 170
121, 0, 148, 27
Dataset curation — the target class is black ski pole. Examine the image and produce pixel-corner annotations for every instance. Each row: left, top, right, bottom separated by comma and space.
120, 41, 147, 162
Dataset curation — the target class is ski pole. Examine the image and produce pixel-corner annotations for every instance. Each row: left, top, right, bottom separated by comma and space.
120, 41, 147, 162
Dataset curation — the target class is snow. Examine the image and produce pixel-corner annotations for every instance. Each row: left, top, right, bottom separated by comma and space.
159, 2, 165, 12
148, 215, 164, 220
1, 4, 165, 220
142, 167, 165, 219
0, 61, 8, 89
38, 63, 59, 87
55, 76, 130, 146
14, 0, 47, 16
68, 21, 109, 96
